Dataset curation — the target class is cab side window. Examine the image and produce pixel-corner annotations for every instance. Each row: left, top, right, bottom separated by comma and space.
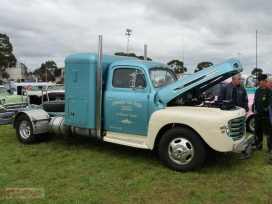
113, 68, 146, 88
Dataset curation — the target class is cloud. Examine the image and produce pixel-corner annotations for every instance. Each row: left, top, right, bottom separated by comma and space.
0, 0, 272, 75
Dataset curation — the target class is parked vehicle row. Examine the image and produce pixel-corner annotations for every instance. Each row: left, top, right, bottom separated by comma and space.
24, 84, 65, 97
0, 83, 66, 124
23, 84, 65, 105
0, 85, 28, 125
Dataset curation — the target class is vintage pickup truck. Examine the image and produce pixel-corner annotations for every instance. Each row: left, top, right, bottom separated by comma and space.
4, 36, 255, 172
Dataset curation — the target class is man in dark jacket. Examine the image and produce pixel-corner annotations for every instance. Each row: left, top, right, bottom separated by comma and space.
218, 73, 249, 112
268, 76, 272, 123
265, 76, 272, 163
252, 74, 272, 153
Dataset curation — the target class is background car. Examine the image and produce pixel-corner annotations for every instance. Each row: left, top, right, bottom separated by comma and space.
24, 84, 65, 96
24, 84, 65, 105
0, 85, 28, 125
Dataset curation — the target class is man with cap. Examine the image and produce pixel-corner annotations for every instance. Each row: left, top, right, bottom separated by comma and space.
252, 74, 272, 153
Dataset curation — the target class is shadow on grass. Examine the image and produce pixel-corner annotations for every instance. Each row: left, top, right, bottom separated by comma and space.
41, 133, 247, 173
201, 149, 242, 171
46, 133, 160, 162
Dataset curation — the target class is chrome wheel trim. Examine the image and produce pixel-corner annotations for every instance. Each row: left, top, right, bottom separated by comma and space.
168, 137, 194, 165
19, 120, 31, 139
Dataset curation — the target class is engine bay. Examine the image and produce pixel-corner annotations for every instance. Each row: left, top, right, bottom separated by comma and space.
168, 92, 236, 110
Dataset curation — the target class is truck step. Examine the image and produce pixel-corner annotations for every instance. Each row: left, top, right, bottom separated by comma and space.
104, 131, 149, 149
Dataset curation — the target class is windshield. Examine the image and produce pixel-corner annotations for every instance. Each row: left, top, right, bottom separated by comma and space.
150, 68, 177, 87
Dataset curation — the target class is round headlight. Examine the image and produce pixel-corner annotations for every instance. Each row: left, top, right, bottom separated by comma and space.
226, 125, 230, 135
0, 99, 5, 105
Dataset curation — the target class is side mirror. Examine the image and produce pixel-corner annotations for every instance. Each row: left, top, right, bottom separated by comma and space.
129, 73, 136, 88
130, 71, 145, 89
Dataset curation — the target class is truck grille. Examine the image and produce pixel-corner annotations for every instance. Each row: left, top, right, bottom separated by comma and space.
228, 116, 246, 140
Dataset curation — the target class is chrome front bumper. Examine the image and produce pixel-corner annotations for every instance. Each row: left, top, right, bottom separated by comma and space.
231, 135, 255, 160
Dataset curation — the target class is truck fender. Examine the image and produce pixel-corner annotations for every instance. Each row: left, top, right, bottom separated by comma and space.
146, 108, 247, 152
13, 109, 51, 134
146, 109, 205, 150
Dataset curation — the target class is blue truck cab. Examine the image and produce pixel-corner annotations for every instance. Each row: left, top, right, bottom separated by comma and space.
12, 52, 254, 172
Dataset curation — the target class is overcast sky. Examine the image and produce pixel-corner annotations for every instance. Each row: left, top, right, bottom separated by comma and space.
1, 0, 272, 75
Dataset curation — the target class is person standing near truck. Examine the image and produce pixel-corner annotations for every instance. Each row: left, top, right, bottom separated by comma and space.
252, 74, 272, 153
218, 73, 249, 112
265, 76, 272, 164
268, 76, 272, 124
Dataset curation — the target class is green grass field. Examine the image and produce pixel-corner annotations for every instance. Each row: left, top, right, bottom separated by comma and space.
1, 124, 272, 204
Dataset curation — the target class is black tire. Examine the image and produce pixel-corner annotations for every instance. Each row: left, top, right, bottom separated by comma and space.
43, 100, 65, 112
158, 127, 207, 172
246, 115, 255, 133
16, 114, 39, 144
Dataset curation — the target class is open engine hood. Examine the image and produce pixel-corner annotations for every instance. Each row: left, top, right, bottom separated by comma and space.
157, 58, 243, 105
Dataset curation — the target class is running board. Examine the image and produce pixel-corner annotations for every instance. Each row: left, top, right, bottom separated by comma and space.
103, 131, 150, 149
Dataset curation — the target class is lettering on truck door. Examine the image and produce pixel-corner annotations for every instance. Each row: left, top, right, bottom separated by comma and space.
104, 68, 149, 135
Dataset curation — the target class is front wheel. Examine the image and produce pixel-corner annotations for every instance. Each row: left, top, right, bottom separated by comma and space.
158, 127, 207, 172
16, 114, 39, 144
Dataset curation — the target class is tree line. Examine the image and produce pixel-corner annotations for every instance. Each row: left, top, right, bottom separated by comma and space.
112, 53, 263, 77
0, 33, 60, 82
114, 52, 213, 75
0, 33, 265, 81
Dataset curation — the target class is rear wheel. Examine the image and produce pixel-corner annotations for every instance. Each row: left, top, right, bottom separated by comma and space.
159, 127, 207, 172
16, 114, 38, 144
15, 114, 49, 143
246, 115, 255, 133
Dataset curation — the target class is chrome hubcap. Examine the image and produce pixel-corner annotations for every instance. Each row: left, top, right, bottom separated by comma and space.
168, 138, 194, 164
19, 120, 31, 139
